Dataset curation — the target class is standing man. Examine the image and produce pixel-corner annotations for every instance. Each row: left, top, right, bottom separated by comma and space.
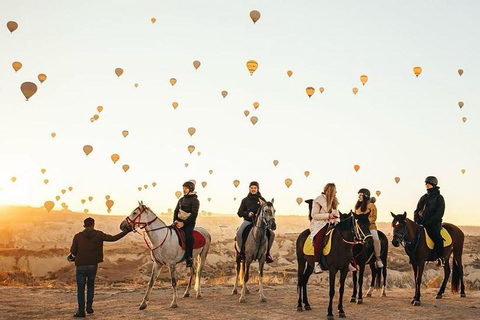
414, 176, 446, 266
69, 217, 132, 318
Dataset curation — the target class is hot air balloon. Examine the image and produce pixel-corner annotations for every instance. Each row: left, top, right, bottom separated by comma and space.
394, 177, 400, 184
188, 145, 195, 154
306, 87, 315, 98
188, 127, 196, 136
233, 180, 240, 188
462, 117, 467, 123
246, 60, 258, 76
88, 196, 93, 202
234, 197, 237, 201
461, 169, 466, 174
111, 154, 120, 164
354, 164, 360, 172
11, 177, 16, 183
413, 66, 422, 77
12, 61, 22, 72
151, 17, 156, 24
170, 78, 177, 86
249, 10, 261, 24
221, 90, 228, 98
253, 102, 259, 109
273, 160, 279, 167
106, 199, 114, 210
209, 170, 213, 175
61, 202, 68, 210
134, 83, 139, 88
175, 191, 182, 199
83, 145, 93, 156
51, 133, 56, 138
41, 168, 46, 174
81, 199, 86, 204
250, 116, 258, 125
201, 181, 207, 188
152, 182, 157, 187
68, 187, 73, 191
184, 163, 189, 168
105, 195, 110, 200
319, 87, 325, 94
208, 198, 212, 202
458, 101, 464, 109
61, 189, 66, 194
197, 151, 201, 156
244, 110, 250, 117
144, 184, 149, 189
84, 209, 89, 213
304, 171, 310, 177
122, 130, 129, 138
138, 187, 142, 191
44, 179, 49, 185
115, 68, 123, 77
376, 190, 381, 197
458, 69, 463, 76
122, 164, 130, 172
285, 178, 293, 188
172, 102, 179, 109
352, 87, 358, 95
296, 197, 303, 205
360, 75, 368, 86
55, 195, 61, 201
21, 82, 37, 101
38, 74, 47, 83
93, 114, 99, 120
44, 201, 55, 212
287, 70, 293, 77
7, 21, 18, 33
193, 60, 201, 70
90, 117, 95, 123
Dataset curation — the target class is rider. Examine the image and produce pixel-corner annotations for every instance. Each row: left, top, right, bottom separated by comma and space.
310, 183, 340, 274
236, 181, 275, 263
414, 176, 445, 266
355, 188, 384, 268
173, 181, 199, 268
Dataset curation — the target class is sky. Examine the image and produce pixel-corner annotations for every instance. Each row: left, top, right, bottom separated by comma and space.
0, 0, 479, 225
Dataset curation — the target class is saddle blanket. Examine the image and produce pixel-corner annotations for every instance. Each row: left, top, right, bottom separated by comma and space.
172, 227, 206, 250
425, 227, 452, 249
303, 229, 334, 256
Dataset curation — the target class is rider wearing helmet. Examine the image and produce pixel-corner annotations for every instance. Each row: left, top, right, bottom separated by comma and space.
174, 181, 199, 268
414, 176, 445, 266
236, 181, 275, 263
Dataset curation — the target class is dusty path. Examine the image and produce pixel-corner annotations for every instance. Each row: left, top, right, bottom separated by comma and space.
0, 285, 478, 320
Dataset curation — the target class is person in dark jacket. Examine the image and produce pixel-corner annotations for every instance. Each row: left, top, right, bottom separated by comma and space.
235, 181, 275, 263
414, 176, 446, 266
69, 217, 131, 318
173, 181, 200, 268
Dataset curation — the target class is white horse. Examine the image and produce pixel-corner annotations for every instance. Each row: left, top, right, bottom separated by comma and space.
120, 201, 211, 309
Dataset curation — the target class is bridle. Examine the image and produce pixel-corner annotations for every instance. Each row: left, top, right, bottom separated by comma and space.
337, 215, 369, 246
392, 218, 420, 261
252, 203, 275, 259
125, 205, 159, 231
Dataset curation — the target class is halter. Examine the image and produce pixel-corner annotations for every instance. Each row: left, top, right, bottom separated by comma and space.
252, 203, 274, 260
125, 205, 158, 231
393, 219, 421, 263
338, 215, 367, 246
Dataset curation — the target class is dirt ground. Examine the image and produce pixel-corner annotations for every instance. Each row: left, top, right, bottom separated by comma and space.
0, 284, 478, 320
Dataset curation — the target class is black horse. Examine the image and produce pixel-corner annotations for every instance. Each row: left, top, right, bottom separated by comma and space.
296, 201, 371, 319
350, 214, 389, 304
391, 212, 466, 306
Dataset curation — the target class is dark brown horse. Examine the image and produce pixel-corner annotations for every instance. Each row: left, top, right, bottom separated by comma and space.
296, 207, 371, 319
350, 216, 389, 303
391, 212, 466, 306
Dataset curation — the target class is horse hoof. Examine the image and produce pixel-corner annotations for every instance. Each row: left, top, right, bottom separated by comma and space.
232, 289, 237, 295
413, 301, 421, 306
170, 303, 178, 308
183, 292, 190, 298
461, 293, 466, 298
305, 305, 312, 311
196, 293, 203, 299
139, 303, 147, 310
436, 294, 442, 299
357, 299, 363, 305
239, 297, 246, 303
297, 306, 303, 312
327, 316, 334, 320
350, 297, 356, 303
260, 297, 267, 303
339, 312, 346, 318
366, 293, 372, 297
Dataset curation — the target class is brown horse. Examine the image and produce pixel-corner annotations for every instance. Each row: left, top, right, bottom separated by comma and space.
296, 209, 371, 319
390, 212, 466, 306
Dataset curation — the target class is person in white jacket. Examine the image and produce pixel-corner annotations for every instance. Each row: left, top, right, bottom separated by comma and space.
309, 183, 340, 274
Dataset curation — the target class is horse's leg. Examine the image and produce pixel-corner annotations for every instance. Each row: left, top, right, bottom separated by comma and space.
411, 261, 418, 304
258, 257, 267, 302
357, 263, 365, 304
232, 260, 241, 295
302, 263, 314, 311
366, 263, 375, 297
239, 260, 250, 303
381, 260, 387, 297
338, 268, 348, 318
139, 262, 161, 310
168, 264, 178, 308
194, 247, 208, 299
437, 250, 451, 299
297, 258, 305, 311
413, 262, 425, 306
183, 261, 195, 298
327, 269, 337, 320
350, 270, 357, 303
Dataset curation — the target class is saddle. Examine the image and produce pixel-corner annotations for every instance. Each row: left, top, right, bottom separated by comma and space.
425, 227, 451, 250
303, 228, 334, 257
171, 225, 206, 250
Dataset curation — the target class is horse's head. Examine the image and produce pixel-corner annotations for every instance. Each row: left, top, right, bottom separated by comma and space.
120, 201, 157, 231
352, 210, 373, 246
391, 211, 408, 247
258, 198, 276, 231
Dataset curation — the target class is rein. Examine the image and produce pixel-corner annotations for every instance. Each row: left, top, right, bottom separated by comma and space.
395, 220, 421, 263
252, 204, 273, 260
337, 216, 365, 246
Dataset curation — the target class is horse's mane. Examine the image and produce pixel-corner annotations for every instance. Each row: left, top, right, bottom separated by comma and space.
336, 214, 353, 231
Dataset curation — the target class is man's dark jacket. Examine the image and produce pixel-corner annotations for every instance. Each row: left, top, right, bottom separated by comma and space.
414, 187, 445, 228
173, 193, 200, 227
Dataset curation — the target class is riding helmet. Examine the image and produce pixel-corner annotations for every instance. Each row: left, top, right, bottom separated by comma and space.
249, 181, 260, 189
358, 188, 371, 198
425, 176, 438, 187
182, 181, 195, 192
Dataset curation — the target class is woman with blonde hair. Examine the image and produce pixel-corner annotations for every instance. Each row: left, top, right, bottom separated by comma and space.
309, 183, 340, 274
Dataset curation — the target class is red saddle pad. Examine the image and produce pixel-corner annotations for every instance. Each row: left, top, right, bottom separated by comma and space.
173, 226, 206, 250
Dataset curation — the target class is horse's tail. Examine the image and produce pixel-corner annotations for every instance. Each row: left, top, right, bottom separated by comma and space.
452, 257, 460, 293
376, 231, 388, 289
195, 230, 210, 293
450, 225, 465, 294
239, 260, 245, 285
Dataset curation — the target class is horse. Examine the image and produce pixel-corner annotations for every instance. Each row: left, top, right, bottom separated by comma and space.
296, 208, 371, 319
120, 201, 211, 309
232, 199, 276, 303
390, 212, 466, 306
350, 213, 389, 304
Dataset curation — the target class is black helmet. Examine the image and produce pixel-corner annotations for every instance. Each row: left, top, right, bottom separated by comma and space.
182, 181, 195, 192
249, 181, 260, 189
358, 188, 370, 198
425, 176, 438, 187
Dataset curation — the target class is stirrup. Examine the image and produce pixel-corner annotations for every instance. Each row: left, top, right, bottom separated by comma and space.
437, 257, 445, 267
266, 254, 274, 264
